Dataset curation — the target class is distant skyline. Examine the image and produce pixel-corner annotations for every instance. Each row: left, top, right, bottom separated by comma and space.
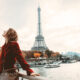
0, 0, 80, 53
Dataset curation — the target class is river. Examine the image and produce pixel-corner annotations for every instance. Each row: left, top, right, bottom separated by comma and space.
19, 62, 80, 80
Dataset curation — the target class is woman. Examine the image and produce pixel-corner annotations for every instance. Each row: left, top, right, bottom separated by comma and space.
0, 28, 40, 80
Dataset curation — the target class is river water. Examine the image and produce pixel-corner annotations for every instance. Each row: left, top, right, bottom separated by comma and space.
19, 62, 80, 80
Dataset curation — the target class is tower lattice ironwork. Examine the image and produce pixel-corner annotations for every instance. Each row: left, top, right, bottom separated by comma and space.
31, 6, 48, 52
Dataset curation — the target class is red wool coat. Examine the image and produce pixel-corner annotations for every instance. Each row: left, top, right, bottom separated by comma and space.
0, 41, 33, 75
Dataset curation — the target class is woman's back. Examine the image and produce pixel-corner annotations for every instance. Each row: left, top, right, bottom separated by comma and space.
0, 41, 33, 74
2, 42, 18, 70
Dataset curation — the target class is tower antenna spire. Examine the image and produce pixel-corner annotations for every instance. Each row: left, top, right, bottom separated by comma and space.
38, 3, 42, 35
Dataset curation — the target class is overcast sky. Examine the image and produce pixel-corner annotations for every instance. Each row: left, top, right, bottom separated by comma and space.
0, 0, 80, 53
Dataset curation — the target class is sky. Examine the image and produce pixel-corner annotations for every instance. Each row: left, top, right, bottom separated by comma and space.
0, 0, 80, 53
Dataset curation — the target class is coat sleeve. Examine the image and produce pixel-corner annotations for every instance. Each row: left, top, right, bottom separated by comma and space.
13, 42, 34, 75
0, 49, 2, 73
0, 46, 4, 73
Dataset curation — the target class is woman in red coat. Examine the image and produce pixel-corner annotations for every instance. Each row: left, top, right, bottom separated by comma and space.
0, 28, 40, 79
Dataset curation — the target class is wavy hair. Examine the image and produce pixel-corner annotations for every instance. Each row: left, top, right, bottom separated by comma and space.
6, 28, 18, 42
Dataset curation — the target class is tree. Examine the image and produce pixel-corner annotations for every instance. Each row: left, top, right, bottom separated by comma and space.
45, 50, 52, 58
34, 53, 41, 58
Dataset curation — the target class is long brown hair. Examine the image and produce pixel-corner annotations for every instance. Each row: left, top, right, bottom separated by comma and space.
6, 28, 18, 42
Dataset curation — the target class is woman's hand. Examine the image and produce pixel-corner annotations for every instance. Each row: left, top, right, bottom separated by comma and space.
30, 72, 40, 76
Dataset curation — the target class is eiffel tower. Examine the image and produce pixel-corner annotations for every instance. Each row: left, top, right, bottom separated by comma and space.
31, 6, 48, 52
